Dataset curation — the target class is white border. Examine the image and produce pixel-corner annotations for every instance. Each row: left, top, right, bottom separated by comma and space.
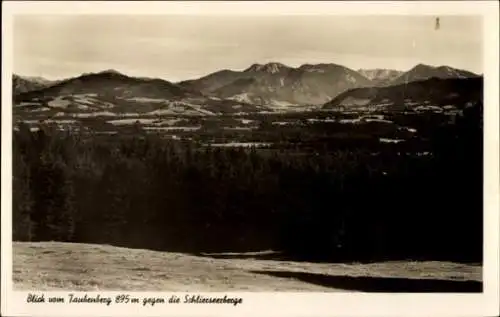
2, 2, 499, 317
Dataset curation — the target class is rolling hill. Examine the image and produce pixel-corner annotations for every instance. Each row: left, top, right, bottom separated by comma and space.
386, 64, 479, 86
15, 70, 200, 101
13, 70, 269, 117
322, 76, 483, 111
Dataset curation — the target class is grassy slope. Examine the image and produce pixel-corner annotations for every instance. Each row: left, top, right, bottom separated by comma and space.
13, 242, 482, 292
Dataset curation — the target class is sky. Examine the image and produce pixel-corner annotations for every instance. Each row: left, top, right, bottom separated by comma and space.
13, 15, 483, 82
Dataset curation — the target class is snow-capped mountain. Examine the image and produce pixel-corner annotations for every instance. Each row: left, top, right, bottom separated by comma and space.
13, 70, 269, 117
357, 69, 404, 85
179, 62, 373, 106
12, 74, 60, 95
14, 62, 480, 116
323, 76, 483, 111
387, 64, 479, 86
243, 62, 290, 74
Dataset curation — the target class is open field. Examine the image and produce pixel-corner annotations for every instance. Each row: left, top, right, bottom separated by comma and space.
13, 242, 482, 292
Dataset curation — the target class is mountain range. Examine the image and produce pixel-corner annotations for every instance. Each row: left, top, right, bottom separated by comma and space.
178, 62, 373, 107
13, 62, 481, 115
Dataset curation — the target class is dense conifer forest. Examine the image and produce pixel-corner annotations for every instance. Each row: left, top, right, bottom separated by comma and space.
12, 104, 483, 263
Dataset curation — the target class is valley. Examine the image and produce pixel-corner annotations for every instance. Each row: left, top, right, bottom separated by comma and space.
12, 63, 482, 153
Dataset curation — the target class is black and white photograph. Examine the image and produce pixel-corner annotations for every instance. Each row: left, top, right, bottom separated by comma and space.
2, 1, 499, 316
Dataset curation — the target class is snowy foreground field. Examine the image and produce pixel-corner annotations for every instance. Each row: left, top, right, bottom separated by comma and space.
13, 242, 482, 292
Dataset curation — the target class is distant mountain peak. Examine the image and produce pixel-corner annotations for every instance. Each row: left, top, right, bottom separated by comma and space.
14, 74, 52, 83
357, 68, 404, 83
298, 63, 347, 74
435, 65, 474, 77
357, 67, 403, 73
386, 63, 479, 86
405, 64, 429, 74
408, 64, 477, 77
97, 69, 125, 75
12, 74, 59, 95
244, 62, 289, 74
81, 69, 125, 77
300, 63, 342, 69
413, 63, 433, 69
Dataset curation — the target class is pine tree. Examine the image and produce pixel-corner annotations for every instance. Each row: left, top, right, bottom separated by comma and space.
30, 157, 76, 242
12, 145, 36, 241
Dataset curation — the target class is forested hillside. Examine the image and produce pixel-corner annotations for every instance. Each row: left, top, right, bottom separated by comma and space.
12, 103, 483, 263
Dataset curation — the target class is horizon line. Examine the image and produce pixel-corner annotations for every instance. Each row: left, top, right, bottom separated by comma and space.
13, 61, 481, 83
